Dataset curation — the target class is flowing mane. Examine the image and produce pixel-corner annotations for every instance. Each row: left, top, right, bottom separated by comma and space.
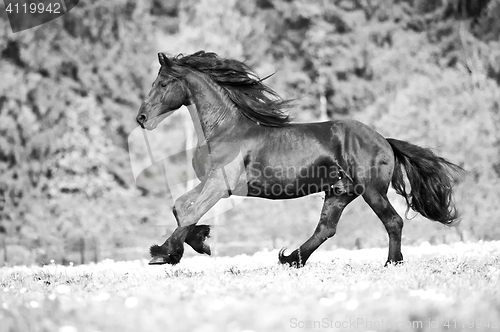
171, 51, 292, 127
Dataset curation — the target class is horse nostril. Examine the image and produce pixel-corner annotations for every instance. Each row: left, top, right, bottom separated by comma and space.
137, 114, 147, 125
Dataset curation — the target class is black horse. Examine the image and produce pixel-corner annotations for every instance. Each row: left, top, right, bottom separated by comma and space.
136, 51, 463, 267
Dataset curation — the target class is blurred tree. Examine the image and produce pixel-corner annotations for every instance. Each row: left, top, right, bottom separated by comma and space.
0, 0, 161, 263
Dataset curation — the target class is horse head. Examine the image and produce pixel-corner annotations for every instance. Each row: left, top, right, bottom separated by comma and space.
136, 53, 191, 130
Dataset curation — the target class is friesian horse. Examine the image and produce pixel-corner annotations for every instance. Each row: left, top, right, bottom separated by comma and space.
136, 51, 463, 267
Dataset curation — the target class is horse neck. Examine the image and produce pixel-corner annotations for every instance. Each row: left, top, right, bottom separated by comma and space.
184, 71, 253, 143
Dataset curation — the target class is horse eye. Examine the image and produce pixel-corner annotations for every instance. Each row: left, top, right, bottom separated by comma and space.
160, 82, 167, 88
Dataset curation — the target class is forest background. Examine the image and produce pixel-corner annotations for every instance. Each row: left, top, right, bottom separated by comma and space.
0, 0, 499, 265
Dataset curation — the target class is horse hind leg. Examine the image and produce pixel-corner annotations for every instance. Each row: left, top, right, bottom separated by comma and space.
279, 193, 357, 267
362, 188, 404, 265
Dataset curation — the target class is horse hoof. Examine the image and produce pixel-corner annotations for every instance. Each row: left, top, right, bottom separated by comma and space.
149, 254, 183, 265
384, 260, 404, 267
278, 247, 288, 264
278, 248, 304, 268
202, 243, 211, 255
149, 244, 183, 265
186, 238, 211, 255
186, 225, 211, 255
149, 256, 168, 265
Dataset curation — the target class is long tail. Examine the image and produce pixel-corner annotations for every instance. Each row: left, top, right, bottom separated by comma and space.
387, 138, 464, 225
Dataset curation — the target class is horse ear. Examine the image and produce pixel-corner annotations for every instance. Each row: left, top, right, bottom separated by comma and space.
158, 53, 173, 68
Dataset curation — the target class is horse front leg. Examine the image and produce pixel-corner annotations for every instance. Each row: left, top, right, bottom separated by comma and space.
149, 173, 229, 265
170, 183, 212, 255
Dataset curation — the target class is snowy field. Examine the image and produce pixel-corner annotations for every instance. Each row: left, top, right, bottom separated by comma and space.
1, 241, 499, 332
